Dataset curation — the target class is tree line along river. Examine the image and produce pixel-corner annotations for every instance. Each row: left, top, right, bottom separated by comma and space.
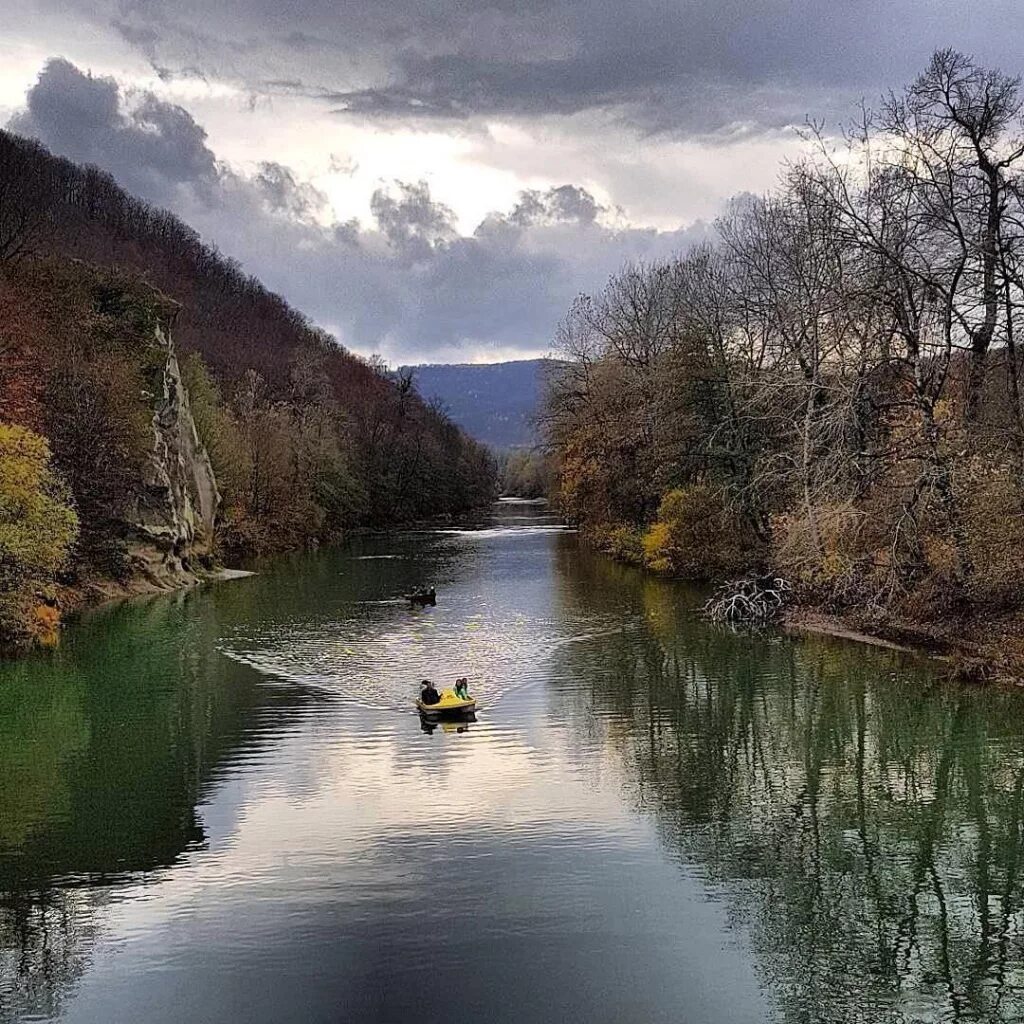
2, 500, 1024, 1024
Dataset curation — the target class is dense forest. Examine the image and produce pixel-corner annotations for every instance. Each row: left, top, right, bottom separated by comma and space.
546, 50, 1024, 669
0, 128, 495, 648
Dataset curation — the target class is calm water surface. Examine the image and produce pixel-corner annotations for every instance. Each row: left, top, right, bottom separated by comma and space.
3, 502, 1024, 1023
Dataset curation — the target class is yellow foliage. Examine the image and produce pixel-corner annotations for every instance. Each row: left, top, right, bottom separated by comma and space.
0, 422, 78, 648
596, 524, 645, 565
31, 604, 61, 648
642, 521, 673, 573
0, 422, 78, 572
640, 485, 754, 579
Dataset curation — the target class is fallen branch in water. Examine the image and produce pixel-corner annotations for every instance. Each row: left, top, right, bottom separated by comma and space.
705, 573, 792, 623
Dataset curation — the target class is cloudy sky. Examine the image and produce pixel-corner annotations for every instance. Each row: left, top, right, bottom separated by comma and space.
3, 2, 1023, 363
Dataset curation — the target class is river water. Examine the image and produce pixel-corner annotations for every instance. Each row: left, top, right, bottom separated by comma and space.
3, 501, 1024, 1023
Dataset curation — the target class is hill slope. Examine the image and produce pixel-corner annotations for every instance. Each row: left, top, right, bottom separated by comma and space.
409, 360, 557, 449
0, 128, 496, 648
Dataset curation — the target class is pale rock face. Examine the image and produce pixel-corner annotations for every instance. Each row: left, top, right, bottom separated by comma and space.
126, 322, 221, 589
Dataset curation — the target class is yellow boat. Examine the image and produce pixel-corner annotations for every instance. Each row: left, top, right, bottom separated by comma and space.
416, 688, 476, 716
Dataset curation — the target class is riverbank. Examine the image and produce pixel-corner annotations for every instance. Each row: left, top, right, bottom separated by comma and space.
785, 604, 1024, 687
33, 564, 255, 649
562, 520, 1024, 688
73, 565, 257, 603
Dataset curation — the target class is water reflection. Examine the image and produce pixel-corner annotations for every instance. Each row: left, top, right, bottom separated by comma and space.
551, 545, 1024, 1023
419, 714, 476, 735
0, 589, 315, 1022
2, 504, 1024, 1023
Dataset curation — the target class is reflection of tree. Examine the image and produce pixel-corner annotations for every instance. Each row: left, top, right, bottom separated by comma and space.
0, 584, 313, 1021
0, 666, 92, 1022
552, 542, 1024, 1022
0, 672, 89, 850
0, 890, 98, 1024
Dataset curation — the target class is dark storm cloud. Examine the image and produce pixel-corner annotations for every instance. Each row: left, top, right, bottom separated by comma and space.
9, 58, 218, 206
507, 185, 603, 227
58, 0, 1024, 137
7, 58, 708, 361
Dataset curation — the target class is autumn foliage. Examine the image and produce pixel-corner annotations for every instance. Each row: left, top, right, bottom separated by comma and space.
0, 127, 496, 646
0, 423, 78, 649
547, 51, 1024, 652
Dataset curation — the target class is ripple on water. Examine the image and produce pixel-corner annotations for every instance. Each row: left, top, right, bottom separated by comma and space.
219, 607, 630, 713
426, 526, 575, 539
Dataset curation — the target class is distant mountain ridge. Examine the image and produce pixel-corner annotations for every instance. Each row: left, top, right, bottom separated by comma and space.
408, 359, 559, 449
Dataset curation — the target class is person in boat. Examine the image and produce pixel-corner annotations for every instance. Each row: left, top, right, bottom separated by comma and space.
454, 677, 470, 700
420, 680, 440, 705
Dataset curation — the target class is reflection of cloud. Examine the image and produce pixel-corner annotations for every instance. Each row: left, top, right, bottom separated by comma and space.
51, 686, 770, 1020
61, 703, 643, 946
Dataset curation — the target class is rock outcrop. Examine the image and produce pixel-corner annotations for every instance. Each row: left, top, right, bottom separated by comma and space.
126, 322, 221, 589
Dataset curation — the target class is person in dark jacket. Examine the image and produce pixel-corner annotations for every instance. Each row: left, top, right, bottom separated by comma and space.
420, 680, 440, 705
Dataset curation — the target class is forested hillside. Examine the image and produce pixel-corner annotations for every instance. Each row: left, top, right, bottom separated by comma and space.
409, 360, 555, 448
0, 128, 495, 648
546, 51, 1024, 674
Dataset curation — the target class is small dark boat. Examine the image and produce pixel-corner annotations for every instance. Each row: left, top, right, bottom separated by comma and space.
406, 587, 436, 606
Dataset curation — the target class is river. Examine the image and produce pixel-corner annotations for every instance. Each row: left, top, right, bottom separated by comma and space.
2, 501, 1024, 1023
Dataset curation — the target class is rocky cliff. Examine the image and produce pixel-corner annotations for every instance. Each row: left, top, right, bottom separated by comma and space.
125, 322, 221, 589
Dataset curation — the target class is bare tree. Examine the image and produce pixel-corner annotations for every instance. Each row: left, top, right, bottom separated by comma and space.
0, 135, 52, 263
